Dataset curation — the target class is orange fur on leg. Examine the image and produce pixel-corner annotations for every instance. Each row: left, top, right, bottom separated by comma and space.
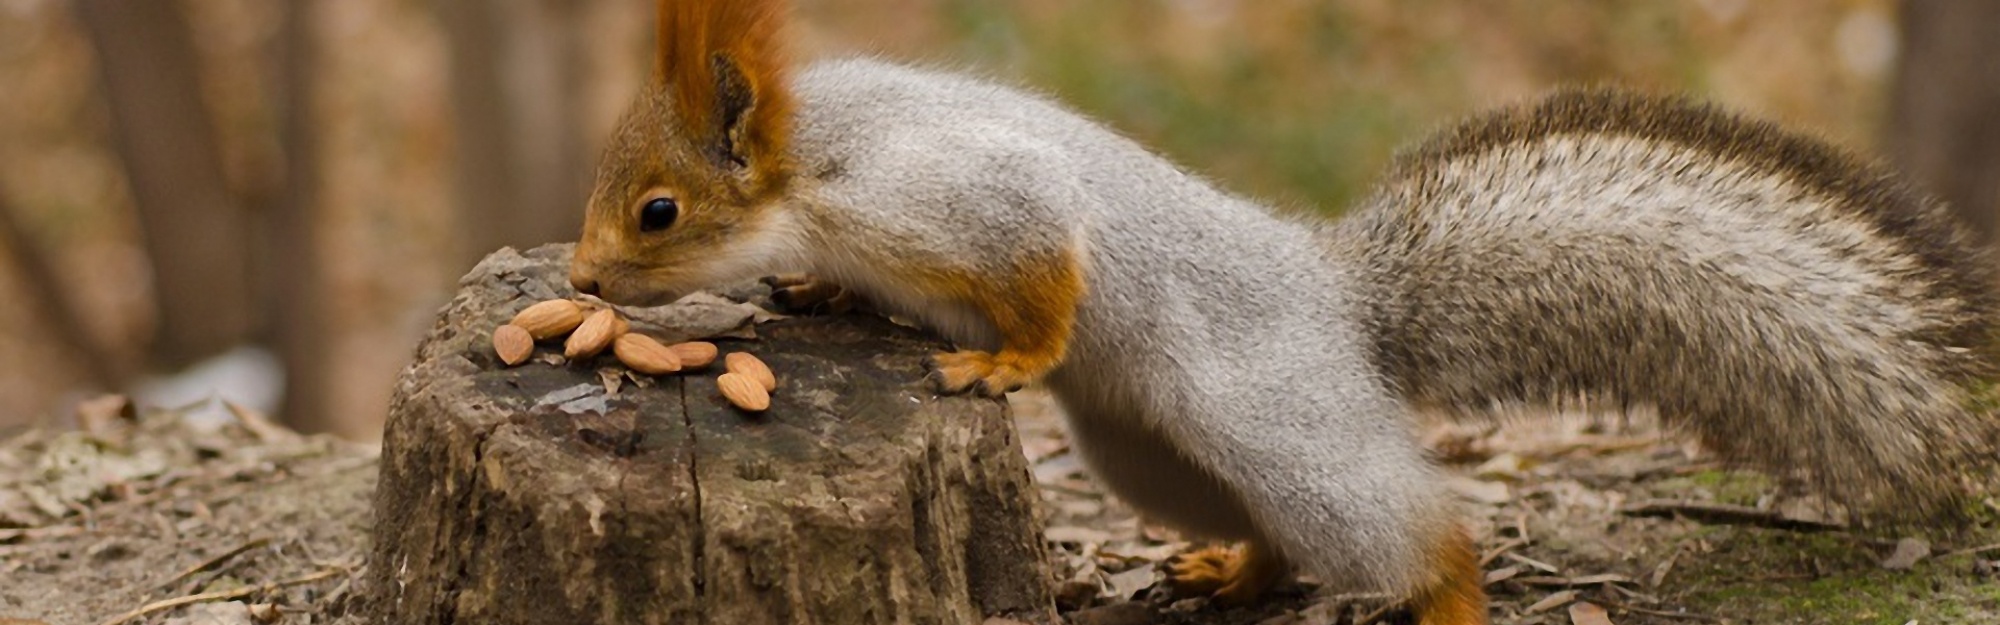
1167, 541, 1289, 606
1410, 524, 1487, 625
925, 249, 1085, 397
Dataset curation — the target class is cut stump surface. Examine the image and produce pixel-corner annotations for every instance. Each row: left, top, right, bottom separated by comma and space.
366, 244, 1055, 624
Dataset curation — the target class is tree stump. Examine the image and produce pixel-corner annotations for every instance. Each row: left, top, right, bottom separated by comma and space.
366, 244, 1056, 624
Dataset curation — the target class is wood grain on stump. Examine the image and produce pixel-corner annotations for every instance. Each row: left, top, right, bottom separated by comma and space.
366, 244, 1056, 624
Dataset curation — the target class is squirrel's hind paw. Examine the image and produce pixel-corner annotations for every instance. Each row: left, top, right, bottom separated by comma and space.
1167, 543, 1287, 606
924, 350, 1030, 397
762, 273, 856, 315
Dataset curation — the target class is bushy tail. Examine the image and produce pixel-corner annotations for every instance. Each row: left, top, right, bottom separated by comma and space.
1330, 86, 2000, 525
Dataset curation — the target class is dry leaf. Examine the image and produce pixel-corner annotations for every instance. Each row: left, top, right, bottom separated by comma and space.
1483, 565, 1522, 586
1567, 601, 1614, 625
1504, 552, 1563, 574
74, 394, 135, 437
1446, 475, 1512, 504
1881, 537, 1930, 570
1523, 589, 1578, 614
616, 292, 773, 343
1045, 526, 1115, 545
161, 601, 257, 625
1098, 542, 1184, 563
1104, 566, 1158, 599
598, 369, 625, 397
223, 400, 300, 444
1474, 452, 1530, 481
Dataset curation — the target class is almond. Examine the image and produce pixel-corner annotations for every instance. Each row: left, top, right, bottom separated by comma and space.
510, 299, 586, 340
716, 372, 770, 412
667, 341, 719, 369
613, 333, 682, 375
492, 324, 534, 366
564, 308, 625, 359
724, 352, 777, 392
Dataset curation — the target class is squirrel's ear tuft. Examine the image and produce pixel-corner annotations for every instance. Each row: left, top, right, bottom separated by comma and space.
656, 0, 794, 189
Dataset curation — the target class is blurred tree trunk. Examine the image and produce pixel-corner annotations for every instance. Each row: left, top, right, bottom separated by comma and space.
266, 0, 336, 435
438, 0, 592, 270
1886, 0, 2000, 243
0, 187, 126, 390
73, 0, 254, 370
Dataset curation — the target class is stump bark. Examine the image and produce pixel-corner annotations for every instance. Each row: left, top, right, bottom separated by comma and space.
366, 244, 1056, 624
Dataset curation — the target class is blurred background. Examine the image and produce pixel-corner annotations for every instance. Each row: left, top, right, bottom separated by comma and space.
0, 0, 1994, 442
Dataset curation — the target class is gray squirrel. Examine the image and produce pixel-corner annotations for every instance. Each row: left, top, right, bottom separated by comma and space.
564, 2, 2000, 623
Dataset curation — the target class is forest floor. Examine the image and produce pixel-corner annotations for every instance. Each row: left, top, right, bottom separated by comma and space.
2, 384, 1997, 625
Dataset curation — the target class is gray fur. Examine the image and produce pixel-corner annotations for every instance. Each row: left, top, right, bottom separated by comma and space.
1331, 90, 2000, 521
707, 59, 1997, 597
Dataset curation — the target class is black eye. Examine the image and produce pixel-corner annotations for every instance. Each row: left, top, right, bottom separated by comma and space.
639, 197, 678, 232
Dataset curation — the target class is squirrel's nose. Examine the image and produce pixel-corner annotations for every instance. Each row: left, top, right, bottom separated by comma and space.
570, 273, 600, 296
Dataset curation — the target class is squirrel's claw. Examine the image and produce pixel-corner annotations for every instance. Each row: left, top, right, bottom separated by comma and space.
1166, 543, 1287, 607
764, 273, 855, 315
924, 350, 1028, 398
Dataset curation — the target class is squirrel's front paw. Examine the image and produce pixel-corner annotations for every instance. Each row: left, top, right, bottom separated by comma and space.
924, 350, 1031, 398
761, 273, 855, 315
1167, 543, 1286, 606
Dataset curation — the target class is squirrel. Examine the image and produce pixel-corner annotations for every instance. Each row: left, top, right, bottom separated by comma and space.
566, 1, 2000, 623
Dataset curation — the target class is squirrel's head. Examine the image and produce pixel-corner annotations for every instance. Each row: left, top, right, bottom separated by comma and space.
570, 0, 795, 306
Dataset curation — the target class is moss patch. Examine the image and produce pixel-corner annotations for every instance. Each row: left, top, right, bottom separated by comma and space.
1670, 528, 2000, 624
1653, 468, 1774, 506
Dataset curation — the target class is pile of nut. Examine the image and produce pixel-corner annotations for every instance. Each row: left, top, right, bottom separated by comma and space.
490, 299, 779, 412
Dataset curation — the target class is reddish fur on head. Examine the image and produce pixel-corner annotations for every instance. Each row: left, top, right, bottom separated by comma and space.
569, 0, 798, 305
657, 0, 794, 191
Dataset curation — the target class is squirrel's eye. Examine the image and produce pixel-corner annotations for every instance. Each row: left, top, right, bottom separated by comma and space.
639, 197, 678, 232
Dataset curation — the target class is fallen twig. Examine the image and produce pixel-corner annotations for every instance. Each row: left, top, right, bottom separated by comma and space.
97, 567, 347, 625
1352, 600, 1402, 625
1502, 552, 1562, 574
1478, 536, 1528, 567
1596, 598, 1721, 622
1513, 573, 1633, 587
0, 525, 85, 543
156, 536, 271, 592
1941, 542, 2000, 559
1618, 499, 1844, 532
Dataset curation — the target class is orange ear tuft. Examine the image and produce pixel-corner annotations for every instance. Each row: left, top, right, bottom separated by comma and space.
656, 0, 794, 188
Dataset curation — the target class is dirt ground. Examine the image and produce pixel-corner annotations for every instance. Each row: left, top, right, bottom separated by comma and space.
3, 384, 1997, 624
